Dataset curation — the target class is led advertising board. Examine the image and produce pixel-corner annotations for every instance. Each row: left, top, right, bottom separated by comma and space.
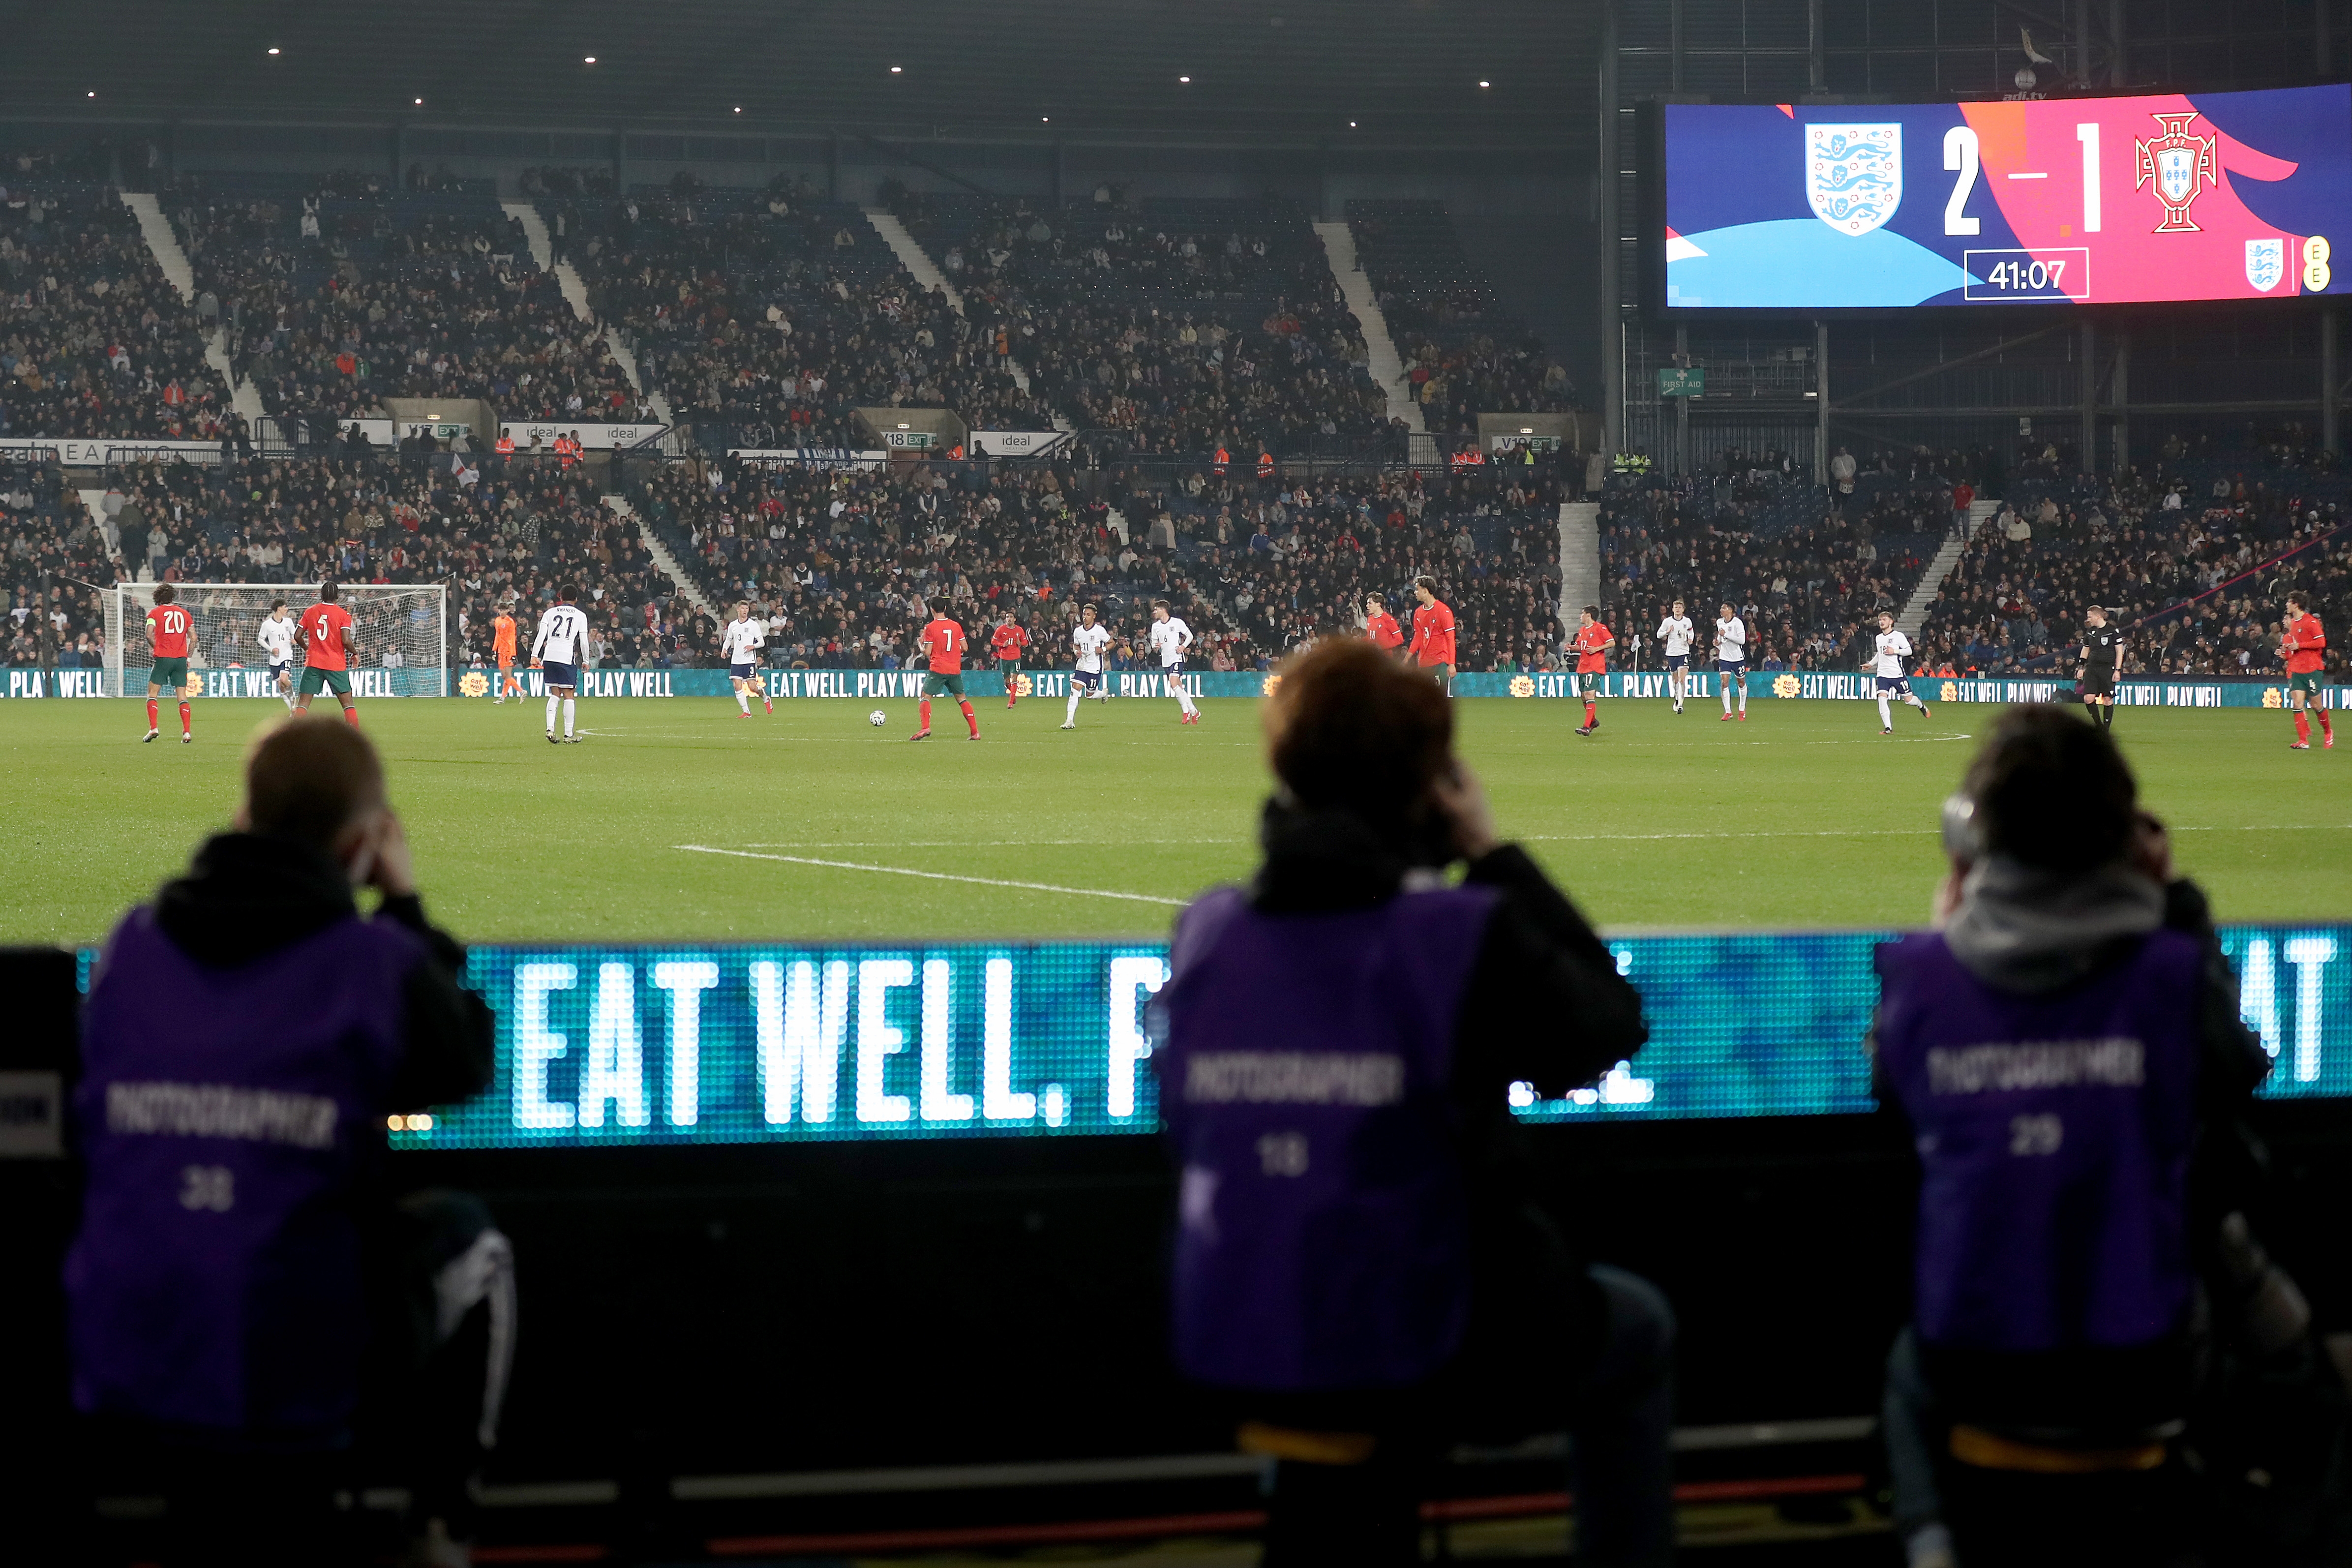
1661, 87, 2352, 309
374, 925, 2351, 1150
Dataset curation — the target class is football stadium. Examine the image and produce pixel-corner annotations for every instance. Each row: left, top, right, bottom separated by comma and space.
3, 4, 2352, 1566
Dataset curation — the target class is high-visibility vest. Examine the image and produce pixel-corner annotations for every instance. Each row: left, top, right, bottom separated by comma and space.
1212, 447, 1230, 475
947, 443, 965, 460
494, 434, 515, 455
1257, 452, 1274, 478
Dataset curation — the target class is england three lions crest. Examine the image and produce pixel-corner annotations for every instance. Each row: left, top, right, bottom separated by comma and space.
1807, 124, 1902, 236
2246, 238, 2286, 292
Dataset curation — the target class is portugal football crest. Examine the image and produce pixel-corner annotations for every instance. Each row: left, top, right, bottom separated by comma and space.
2135, 112, 2218, 233
2246, 237, 2286, 292
1806, 124, 1902, 236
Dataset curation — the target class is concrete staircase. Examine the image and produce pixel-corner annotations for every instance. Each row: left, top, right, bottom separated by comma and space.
863, 205, 1067, 431
502, 201, 553, 271
1558, 501, 1600, 630
78, 488, 134, 575
603, 493, 713, 617
1896, 500, 1996, 640
1314, 220, 1425, 436
121, 191, 267, 426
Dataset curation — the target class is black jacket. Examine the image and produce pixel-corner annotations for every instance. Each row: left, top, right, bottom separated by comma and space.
156, 833, 493, 1114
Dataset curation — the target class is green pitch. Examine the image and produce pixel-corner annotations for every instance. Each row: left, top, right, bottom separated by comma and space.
4, 694, 2348, 946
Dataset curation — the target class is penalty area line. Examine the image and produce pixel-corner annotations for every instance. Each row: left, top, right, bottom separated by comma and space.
674, 845, 1186, 906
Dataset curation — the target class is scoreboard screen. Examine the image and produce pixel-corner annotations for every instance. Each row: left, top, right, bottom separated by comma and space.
1660, 86, 2352, 310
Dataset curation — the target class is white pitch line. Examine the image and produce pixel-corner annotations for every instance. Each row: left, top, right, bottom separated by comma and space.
675, 845, 1186, 905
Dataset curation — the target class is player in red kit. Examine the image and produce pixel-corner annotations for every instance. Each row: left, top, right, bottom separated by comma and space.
1569, 605, 1614, 737
1408, 576, 1457, 690
1363, 592, 1404, 658
2282, 590, 2333, 751
913, 599, 980, 741
293, 580, 361, 727
991, 612, 1029, 709
142, 583, 195, 744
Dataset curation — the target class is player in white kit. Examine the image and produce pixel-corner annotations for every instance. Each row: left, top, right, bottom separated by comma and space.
1655, 598, 1695, 714
721, 599, 772, 718
1714, 602, 1749, 721
256, 599, 299, 710
532, 587, 591, 743
1064, 603, 1114, 729
1867, 611, 1932, 734
1147, 600, 1201, 724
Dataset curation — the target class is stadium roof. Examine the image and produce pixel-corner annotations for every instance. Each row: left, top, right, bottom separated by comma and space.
3, 0, 1597, 145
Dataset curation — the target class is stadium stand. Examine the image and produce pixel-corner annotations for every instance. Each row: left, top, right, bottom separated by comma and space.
0, 178, 222, 439
163, 173, 634, 429
1, 453, 110, 666
562, 182, 1055, 452
4, 448, 685, 676
1914, 450, 2352, 676
631, 452, 1566, 673
1596, 467, 1938, 671
886, 189, 1396, 457
1344, 198, 1575, 437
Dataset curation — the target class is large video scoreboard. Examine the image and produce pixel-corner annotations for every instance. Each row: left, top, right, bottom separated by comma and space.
1660, 86, 2352, 310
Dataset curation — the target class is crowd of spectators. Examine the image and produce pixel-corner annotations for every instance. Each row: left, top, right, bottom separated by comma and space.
1914, 452, 2352, 679
0, 181, 222, 440
1344, 199, 1574, 437
1597, 476, 1932, 673
635, 451, 1565, 674
0, 446, 692, 676
164, 176, 637, 428
569, 181, 1055, 450
887, 188, 1394, 456
2, 455, 111, 666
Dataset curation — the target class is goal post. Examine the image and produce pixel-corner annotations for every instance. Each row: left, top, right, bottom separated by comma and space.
106, 583, 448, 699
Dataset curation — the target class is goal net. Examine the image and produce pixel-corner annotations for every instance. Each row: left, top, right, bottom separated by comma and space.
106, 583, 448, 699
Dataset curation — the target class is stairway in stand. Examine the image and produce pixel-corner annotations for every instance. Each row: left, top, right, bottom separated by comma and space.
1313, 220, 1425, 435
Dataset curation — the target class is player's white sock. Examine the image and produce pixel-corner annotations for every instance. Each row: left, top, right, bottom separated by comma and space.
1909, 693, 1930, 712
545, 694, 560, 733
1737, 688, 1747, 713
562, 697, 575, 738
1878, 695, 1894, 728
1176, 689, 1197, 717
1721, 686, 1733, 714
734, 686, 750, 715
1066, 690, 1081, 724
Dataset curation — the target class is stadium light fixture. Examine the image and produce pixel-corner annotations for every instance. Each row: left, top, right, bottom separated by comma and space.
734, 106, 742, 113
267, 47, 281, 56
87, 90, 95, 98
1178, 76, 1191, 83
414, 97, 423, 105
890, 65, 903, 73
584, 56, 597, 64
1478, 80, 1491, 89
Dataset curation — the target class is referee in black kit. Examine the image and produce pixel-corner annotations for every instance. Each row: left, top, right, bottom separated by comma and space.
2078, 606, 2124, 729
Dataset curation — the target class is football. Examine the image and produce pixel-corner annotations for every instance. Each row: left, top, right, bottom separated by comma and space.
868, 710, 888, 726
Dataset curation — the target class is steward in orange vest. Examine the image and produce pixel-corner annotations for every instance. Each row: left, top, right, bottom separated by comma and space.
494, 432, 516, 456
1257, 450, 1274, 479
1212, 446, 1230, 476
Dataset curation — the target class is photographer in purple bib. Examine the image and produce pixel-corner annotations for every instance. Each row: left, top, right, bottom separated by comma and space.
1872, 706, 2351, 1568
68, 718, 507, 1567
1151, 637, 1669, 1566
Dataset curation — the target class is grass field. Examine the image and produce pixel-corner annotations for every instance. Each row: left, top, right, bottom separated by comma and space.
4, 692, 2348, 946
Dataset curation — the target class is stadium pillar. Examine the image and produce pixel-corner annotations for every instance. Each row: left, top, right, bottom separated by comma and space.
2080, 318, 2097, 475
2111, 0, 2128, 85
2324, 310, 2340, 458
1674, 327, 1689, 477
1669, 0, 1683, 90
1814, 321, 1829, 485
827, 133, 842, 203
1807, 0, 1824, 90
2112, 331, 2130, 474
1598, 0, 1623, 463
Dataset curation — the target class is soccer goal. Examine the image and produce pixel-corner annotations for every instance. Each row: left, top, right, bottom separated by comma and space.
106, 583, 449, 699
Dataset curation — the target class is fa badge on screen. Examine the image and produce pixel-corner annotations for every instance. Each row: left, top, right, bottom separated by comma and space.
2248, 238, 2286, 292
1807, 123, 1902, 235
